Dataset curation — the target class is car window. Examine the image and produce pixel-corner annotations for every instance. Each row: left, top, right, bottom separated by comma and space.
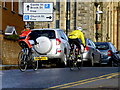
109, 43, 117, 52
58, 30, 68, 40
85, 39, 89, 45
29, 30, 56, 39
87, 40, 93, 46
95, 43, 109, 50
62, 31, 68, 40
90, 40, 96, 48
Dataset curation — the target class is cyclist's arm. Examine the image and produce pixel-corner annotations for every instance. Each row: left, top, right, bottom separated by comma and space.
79, 32, 85, 46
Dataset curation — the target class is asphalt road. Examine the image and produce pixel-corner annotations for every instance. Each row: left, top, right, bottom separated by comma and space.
1, 67, 120, 89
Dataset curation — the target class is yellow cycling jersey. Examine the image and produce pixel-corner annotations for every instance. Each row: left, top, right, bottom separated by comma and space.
68, 30, 85, 46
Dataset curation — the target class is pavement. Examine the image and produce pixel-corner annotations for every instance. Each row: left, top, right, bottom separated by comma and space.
0, 65, 18, 70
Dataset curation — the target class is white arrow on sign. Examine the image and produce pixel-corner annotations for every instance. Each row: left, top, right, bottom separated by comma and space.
23, 14, 53, 22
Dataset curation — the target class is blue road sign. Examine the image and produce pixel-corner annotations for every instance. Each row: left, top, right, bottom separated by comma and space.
44, 4, 50, 8
24, 15, 29, 20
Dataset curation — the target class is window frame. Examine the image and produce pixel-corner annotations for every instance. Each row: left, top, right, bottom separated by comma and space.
3, 0, 6, 7
0, 1, 2, 8
3, 0, 8, 10
11, 0, 14, 11
11, 0, 16, 13
18, 0, 23, 15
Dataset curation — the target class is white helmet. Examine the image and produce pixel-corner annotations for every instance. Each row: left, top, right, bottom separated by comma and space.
76, 27, 83, 31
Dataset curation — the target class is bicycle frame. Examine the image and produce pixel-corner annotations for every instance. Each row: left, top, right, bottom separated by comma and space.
69, 41, 83, 70
70, 43, 79, 60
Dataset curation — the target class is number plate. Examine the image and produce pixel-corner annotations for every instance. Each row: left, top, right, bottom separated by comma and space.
34, 57, 48, 61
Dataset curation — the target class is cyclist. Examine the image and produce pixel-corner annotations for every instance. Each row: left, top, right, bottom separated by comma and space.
20, 25, 31, 37
68, 27, 85, 58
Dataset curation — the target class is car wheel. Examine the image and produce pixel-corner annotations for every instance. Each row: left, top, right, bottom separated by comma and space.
108, 59, 114, 67
99, 60, 102, 67
56, 59, 65, 68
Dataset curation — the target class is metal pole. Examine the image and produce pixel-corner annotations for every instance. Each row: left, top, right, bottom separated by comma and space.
95, 2, 99, 42
96, 13, 98, 42
66, 1, 68, 36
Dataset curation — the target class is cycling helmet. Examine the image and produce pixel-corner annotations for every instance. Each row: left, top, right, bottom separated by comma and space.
24, 25, 30, 29
76, 27, 83, 31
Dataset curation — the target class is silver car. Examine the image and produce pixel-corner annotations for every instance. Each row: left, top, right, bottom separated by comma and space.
82, 38, 101, 66
29, 28, 70, 67
94, 42, 117, 66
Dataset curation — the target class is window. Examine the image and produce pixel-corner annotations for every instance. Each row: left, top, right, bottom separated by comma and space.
95, 43, 109, 50
66, 20, 70, 29
56, 2, 60, 12
58, 30, 67, 40
11, 0, 15, 13
87, 40, 92, 46
3, 0, 6, 7
29, 30, 56, 39
90, 40, 96, 48
18, 0, 23, 15
3, 0, 7, 10
0, 1, 2, 8
11, 0, 14, 11
66, 1, 70, 11
109, 43, 116, 52
56, 20, 59, 28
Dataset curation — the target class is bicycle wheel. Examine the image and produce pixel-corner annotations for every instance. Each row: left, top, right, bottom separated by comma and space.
18, 51, 27, 72
69, 43, 77, 70
76, 58, 83, 70
69, 59, 77, 71
30, 55, 38, 71
32, 60, 38, 71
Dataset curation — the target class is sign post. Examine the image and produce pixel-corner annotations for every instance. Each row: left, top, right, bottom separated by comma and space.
23, 3, 53, 22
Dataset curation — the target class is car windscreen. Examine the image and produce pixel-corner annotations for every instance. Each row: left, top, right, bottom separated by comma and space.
29, 30, 56, 39
95, 43, 109, 50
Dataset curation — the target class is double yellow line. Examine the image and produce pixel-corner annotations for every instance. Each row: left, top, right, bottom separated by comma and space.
45, 72, 120, 89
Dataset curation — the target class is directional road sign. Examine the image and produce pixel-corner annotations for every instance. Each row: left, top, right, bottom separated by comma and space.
23, 3, 53, 14
23, 14, 53, 22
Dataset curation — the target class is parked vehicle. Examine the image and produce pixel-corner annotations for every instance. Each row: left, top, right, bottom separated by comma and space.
94, 42, 117, 66
110, 51, 120, 67
29, 28, 70, 67
82, 38, 101, 66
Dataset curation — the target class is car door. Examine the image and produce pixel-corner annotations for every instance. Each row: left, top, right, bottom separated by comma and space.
86, 39, 95, 59
90, 40, 100, 63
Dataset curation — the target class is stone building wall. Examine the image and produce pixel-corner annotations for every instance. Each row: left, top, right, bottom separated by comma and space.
0, 1, 2, 31
60, 1, 66, 31
69, 0, 75, 32
101, 2, 120, 50
101, 2, 109, 42
117, 2, 120, 50
76, 2, 95, 40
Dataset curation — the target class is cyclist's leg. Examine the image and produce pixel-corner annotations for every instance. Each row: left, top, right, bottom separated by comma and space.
73, 39, 81, 58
